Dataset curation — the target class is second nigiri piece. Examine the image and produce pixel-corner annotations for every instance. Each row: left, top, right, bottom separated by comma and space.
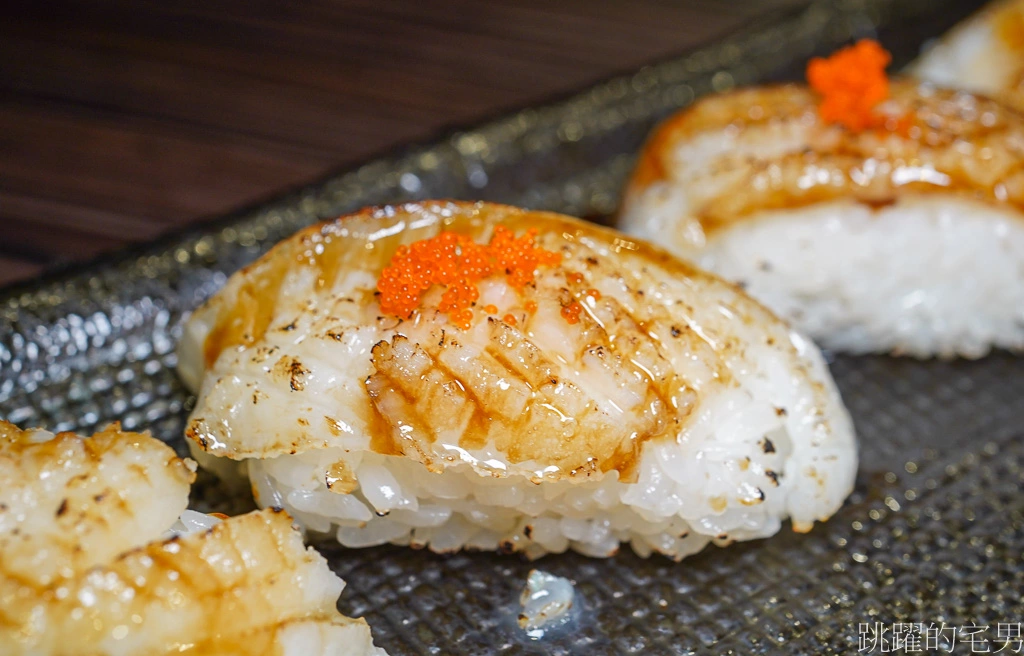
620, 41, 1024, 358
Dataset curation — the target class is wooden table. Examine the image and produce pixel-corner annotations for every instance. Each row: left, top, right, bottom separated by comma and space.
0, 0, 797, 287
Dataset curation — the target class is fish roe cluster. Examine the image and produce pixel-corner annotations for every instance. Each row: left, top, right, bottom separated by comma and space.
561, 301, 583, 325
807, 39, 891, 132
377, 226, 561, 329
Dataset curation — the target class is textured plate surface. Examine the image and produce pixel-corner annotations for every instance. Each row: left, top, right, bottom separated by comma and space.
2, 0, 1020, 653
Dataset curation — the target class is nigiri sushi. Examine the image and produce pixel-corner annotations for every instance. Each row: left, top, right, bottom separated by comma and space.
910, 0, 1024, 112
0, 421, 194, 587
178, 200, 856, 561
619, 41, 1024, 358
0, 422, 387, 656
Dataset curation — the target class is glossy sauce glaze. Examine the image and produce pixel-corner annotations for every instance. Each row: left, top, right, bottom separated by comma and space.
2, 508, 377, 655
625, 80, 1024, 233
182, 201, 834, 483
0, 421, 194, 590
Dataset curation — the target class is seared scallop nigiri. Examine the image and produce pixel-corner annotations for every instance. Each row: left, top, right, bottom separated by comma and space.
2, 509, 385, 656
0, 421, 194, 586
620, 42, 1024, 358
178, 200, 855, 561
910, 0, 1024, 112
0, 422, 387, 656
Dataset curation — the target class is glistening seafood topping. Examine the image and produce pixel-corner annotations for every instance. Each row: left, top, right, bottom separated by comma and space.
807, 39, 892, 131
377, 227, 561, 329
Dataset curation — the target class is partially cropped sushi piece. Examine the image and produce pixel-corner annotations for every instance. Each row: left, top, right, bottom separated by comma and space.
3, 509, 385, 656
910, 0, 1024, 112
0, 421, 195, 586
0, 421, 387, 656
619, 40, 1024, 358
178, 200, 856, 561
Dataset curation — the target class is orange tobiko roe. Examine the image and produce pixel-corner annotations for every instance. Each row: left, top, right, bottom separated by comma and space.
377, 226, 561, 329
560, 301, 583, 325
807, 39, 891, 132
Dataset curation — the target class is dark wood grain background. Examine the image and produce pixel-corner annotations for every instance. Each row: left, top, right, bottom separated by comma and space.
0, 0, 797, 287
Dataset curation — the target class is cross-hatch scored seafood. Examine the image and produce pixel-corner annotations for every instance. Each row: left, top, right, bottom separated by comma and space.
619, 74, 1024, 358
0, 422, 194, 587
0, 421, 387, 656
178, 200, 856, 561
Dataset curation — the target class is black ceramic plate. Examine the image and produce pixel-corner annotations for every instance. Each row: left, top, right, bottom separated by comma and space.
3, 0, 1021, 653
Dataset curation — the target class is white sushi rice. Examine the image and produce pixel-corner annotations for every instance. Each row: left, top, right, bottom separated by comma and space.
623, 192, 1024, 358
239, 331, 854, 561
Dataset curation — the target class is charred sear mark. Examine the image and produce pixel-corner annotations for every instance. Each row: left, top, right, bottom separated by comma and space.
762, 437, 776, 454
251, 388, 270, 406
186, 422, 209, 450
273, 355, 309, 392
775, 407, 788, 417
289, 361, 309, 391
766, 470, 780, 486
55, 498, 68, 517
324, 416, 347, 437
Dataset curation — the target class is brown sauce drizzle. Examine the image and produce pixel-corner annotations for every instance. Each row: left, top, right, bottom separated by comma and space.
198, 202, 786, 479
626, 81, 1024, 232
203, 255, 290, 368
